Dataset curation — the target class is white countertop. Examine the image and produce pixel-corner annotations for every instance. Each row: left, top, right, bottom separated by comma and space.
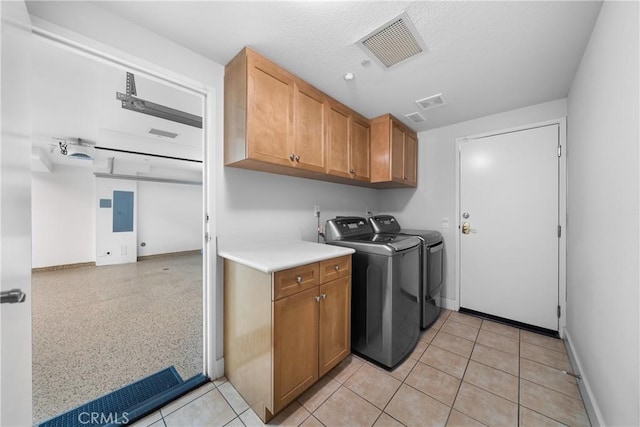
217, 240, 354, 273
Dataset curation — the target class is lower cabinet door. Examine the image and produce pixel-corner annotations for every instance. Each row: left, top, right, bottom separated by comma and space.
273, 287, 319, 412
318, 277, 351, 377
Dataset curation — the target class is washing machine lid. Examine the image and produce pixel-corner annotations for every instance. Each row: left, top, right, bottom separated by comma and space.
346, 233, 421, 252
401, 229, 443, 245
326, 234, 420, 256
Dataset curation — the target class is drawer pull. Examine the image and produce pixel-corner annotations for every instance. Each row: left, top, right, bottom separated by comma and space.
295, 276, 302, 284
334, 265, 340, 271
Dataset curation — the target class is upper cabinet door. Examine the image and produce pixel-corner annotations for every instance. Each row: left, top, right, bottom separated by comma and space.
404, 133, 418, 186
391, 122, 405, 182
326, 102, 350, 178
247, 55, 295, 166
294, 81, 326, 172
350, 116, 370, 181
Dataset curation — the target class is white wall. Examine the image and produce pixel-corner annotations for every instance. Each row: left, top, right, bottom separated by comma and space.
566, 2, 639, 425
137, 181, 202, 257
379, 99, 567, 306
218, 167, 378, 242
31, 167, 95, 268
32, 167, 203, 267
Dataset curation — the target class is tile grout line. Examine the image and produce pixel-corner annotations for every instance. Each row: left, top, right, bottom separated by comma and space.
371, 317, 450, 427
445, 320, 487, 427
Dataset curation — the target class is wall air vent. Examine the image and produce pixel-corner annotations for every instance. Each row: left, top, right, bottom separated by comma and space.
404, 112, 426, 124
357, 12, 426, 69
148, 128, 178, 139
416, 93, 446, 110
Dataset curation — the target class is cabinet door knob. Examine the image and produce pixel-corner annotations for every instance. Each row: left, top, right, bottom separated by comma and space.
315, 296, 321, 302
321, 293, 327, 300
289, 154, 295, 161
295, 276, 302, 284
295, 155, 301, 162
349, 169, 356, 174
334, 265, 340, 271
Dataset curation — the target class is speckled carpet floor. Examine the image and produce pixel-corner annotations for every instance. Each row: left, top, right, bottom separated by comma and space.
31, 253, 203, 424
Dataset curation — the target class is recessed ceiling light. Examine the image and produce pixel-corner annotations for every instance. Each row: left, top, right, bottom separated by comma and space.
343, 72, 355, 81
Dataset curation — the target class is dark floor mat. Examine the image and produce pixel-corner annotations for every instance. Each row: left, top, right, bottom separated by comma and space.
38, 366, 183, 427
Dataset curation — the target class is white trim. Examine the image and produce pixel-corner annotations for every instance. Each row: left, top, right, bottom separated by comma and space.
30, 17, 208, 96
454, 118, 568, 335
440, 297, 458, 311
564, 329, 604, 426
29, 23, 219, 380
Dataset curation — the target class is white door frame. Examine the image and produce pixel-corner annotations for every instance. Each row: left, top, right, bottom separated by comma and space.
455, 118, 567, 337
29, 26, 220, 378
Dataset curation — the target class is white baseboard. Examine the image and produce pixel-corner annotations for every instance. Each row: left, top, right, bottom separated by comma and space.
207, 356, 225, 381
564, 328, 604, 426
441, 297, 458, 311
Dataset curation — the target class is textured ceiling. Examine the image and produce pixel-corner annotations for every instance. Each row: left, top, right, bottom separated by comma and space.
27, 1, 602, 133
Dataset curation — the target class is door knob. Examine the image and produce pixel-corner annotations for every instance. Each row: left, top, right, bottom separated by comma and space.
462, 222, 471, 234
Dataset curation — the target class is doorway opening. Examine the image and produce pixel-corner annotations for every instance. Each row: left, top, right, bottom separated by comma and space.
29, 33, 208, 425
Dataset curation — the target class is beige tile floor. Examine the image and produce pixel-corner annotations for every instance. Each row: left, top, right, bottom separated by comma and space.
132, 310, 590, 427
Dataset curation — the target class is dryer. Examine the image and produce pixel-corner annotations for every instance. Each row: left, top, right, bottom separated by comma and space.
324, 216, 421, 369
369, 215, 444, 329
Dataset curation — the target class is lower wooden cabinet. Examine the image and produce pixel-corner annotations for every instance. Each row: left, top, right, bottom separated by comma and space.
318, 276, 351, 377
224, 255, 351, 422
273, 287, 319, 412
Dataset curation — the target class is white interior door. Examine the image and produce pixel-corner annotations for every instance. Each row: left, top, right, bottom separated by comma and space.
459, 124, 559, 331
1, 1, 33, 425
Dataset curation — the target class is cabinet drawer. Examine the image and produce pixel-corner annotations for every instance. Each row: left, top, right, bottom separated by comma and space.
319, 255, 351, 284
273, 263, 320, 300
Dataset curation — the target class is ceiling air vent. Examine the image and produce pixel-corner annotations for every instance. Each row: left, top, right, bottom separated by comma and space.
357, 12, 426, 69
149, 128, 178, 139
416, 93, 446, 110
405, 112, 426, 124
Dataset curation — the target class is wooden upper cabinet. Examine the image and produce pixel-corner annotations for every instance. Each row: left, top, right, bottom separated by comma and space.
370, 114, 418, 188
225, 47, 378, 187
224, 47, 327, 172
391, 122, 405, 182
246, 53, 295, 166
326, 101, 350, 178
326, 100, 370, 182
350, 115, 371, 181
404, 133, 418, 186
293, 80, 326, 172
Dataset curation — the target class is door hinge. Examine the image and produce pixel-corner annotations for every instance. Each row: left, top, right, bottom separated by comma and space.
558, 145, 562, 157
557, 305, 561, 318
558, 225, 562, 238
